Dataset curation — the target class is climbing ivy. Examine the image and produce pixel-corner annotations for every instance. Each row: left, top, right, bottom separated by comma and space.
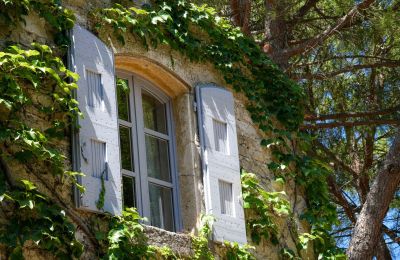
0, 42, 84, 259
94, 1, 340, 257
0, 0, 75, 45
191, 215, 215, 260
94, 0, 304, 131
0, 43, 82, 186
96, 172, 106, 210
191, 215, 255, 260
241, 171, 290, 245
0, 1, 83, 258
223, 242, 255, 260
102, 208, 156, 259
0, 0, 341, 259
0, 177, 83, 259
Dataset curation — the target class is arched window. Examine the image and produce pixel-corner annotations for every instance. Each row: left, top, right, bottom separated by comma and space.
117, 71, 179, 231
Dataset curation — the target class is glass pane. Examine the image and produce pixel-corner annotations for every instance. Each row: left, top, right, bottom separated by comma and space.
117, 78, 130, 121
122, 176, 136, 209
142, 91, 167, 134
145, 134, 170, 182
119, 126, 133, 171
149, 183, 174, 231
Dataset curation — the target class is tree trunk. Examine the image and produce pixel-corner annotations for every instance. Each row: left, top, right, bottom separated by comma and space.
347, 130, 400, 259
375, 236, 392, 260
264, 0, 290, 68
230, 0, 251, 36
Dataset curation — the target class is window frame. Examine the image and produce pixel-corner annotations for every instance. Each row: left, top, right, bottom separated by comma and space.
117, 70, 181, 231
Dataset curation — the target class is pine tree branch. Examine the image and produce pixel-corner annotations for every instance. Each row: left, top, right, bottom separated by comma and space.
276, 0, 376, 59
327, 175, 357, 223
313, 141, 359, 179
301, 119, 400, 130
304, 106, 400, 121
293, 55, 399, 68
292, 60, 400, 80
383, 225, 400, 244
291, 0, 320, 21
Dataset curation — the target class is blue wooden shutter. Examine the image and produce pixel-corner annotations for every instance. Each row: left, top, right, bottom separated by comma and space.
196, 83, 247, 244
70, 25, 122, 215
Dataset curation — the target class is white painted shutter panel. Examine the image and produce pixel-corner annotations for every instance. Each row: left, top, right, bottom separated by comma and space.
70, 25, 122, 215
196, 83, 247, 244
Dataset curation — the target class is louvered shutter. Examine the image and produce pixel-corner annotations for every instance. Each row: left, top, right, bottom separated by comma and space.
70, 25, 122, 215
196, 83, 247, 244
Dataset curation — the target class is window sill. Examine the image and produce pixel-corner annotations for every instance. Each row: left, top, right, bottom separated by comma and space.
144, 225, 192, 257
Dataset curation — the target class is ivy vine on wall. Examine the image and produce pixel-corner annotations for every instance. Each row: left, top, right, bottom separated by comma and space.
0, 0, 342, 259
94, 0, 340, 258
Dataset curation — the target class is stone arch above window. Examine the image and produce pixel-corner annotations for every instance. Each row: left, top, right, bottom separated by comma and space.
115, 55, 190, 98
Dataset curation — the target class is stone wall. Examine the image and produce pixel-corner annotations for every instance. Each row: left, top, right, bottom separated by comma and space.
0, 1, 313, 259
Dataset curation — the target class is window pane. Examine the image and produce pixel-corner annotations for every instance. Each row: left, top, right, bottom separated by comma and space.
117, 78, 130, 121
142, 91, 167, 134
119, 126, 133, 171
149, 183, 174, 231
145, 134, 170, 182
122, 176, 136, 209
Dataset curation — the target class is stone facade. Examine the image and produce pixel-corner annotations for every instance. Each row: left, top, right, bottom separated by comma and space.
0, 1, 313, 259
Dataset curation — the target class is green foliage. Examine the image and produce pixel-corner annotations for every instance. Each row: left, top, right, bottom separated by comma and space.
296, 231, 346, 260
0, 42, 84, 259
295, 156, 343, 258
0, 43, 81, 183
223, 242, 255, 260
155, 246, 179, 260
0, 1, 83, 258
94, 0, 304, 131
241, 171, 290, 245
96, 172, 106, 210
0, 0, 343, 258
103, 208, 155, 259
191, 215, 215, 260
95, 1, 343, 257
279, 247, 298, 260
0, 176, 83, 259
296, 156, 337, 229
116, 77, 129, 93
0, 0, 76, 45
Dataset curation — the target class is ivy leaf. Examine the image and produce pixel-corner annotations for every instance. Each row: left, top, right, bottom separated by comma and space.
151, 14, 171, 25
75, 183, 85, 193
20, 180, 37, 191
108, 228, 124, 243
9, 246, 23, 260
95, 231, 106, 241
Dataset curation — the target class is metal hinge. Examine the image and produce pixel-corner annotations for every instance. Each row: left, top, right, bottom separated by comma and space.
193, 101, 197, 112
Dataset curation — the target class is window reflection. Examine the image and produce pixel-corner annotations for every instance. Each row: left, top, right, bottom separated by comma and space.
142, 91, 167, 134
149, 183, 174, 231
145, 134, 171, 182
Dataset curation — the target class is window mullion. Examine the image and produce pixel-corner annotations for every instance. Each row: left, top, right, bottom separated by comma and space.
119, 119, 133, 128
166, 101, 182, 231
148, 177, 173, 188
143, 128, 170, 140
128, 75, 144, 217
133, 77, 152, 222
